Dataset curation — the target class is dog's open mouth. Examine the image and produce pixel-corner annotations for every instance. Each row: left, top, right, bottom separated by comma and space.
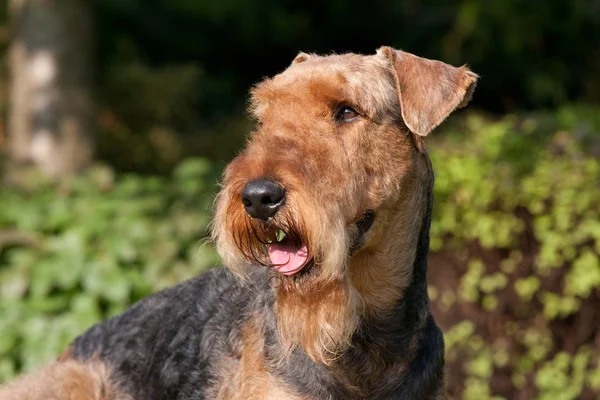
268, 231, 311, 276
266, 211, 376, 276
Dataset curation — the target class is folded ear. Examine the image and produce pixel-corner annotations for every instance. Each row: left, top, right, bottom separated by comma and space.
378, 46, 478, 137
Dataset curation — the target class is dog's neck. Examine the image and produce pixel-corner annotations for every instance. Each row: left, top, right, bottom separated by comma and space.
272, 153, 434, 366
267, 154, 437, 400
335, 155, 437, 394
350, 152, 433, 319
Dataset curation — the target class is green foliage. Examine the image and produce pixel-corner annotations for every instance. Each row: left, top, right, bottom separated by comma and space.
0, 159, 219, 380
429, 105, 600, 398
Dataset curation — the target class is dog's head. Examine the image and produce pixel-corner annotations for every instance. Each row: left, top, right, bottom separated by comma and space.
213, 47, 477, 285
212, 47, 476, 362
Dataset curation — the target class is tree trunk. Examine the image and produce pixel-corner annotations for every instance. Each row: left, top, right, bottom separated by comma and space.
8, 0, 93, 179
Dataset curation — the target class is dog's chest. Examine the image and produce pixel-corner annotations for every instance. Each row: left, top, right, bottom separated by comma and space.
208, 318, 306, 400
215, 372, 305, 400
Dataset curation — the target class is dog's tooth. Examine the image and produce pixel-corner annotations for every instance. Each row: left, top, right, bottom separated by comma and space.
276, 230, 286, 242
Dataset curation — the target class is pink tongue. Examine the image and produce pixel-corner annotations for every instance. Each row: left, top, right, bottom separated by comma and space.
268, 241, 309, 275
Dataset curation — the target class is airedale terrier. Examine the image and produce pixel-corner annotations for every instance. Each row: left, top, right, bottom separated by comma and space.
0, 47, 477, 399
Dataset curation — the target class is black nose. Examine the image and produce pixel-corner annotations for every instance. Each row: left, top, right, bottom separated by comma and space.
241, 180, 285, 220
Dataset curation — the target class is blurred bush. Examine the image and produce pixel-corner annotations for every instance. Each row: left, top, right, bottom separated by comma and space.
428, 105, 600, 399
0, 158, 220, 380
0, 106, 599, 399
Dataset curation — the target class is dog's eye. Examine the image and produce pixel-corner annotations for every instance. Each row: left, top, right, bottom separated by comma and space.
335, 106, 360, 123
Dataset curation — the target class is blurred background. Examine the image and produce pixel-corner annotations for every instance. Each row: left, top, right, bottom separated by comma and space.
0, 0, 599, 398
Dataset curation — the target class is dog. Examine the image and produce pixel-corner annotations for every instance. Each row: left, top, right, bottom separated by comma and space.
0, 46, 477, 399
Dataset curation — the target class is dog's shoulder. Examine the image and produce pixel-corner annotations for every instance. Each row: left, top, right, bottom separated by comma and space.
71, 268, 233, 352
68, 267, 271, 399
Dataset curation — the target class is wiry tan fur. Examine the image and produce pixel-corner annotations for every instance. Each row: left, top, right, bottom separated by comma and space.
0, 359, 130, 400
212, 47, 478, 367
275, 277, 364, 364
350, 135, 431, 316
214, 315, 303, 400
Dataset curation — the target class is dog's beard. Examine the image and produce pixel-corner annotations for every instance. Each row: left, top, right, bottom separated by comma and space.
212, 188, 363, 363
213, 187, 351, 282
